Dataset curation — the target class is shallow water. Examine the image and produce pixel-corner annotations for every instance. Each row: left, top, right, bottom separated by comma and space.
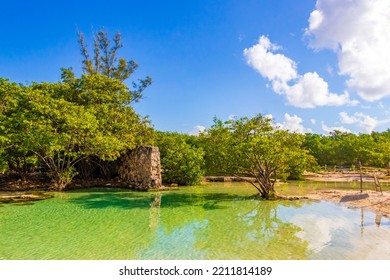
1, 182, 389, 260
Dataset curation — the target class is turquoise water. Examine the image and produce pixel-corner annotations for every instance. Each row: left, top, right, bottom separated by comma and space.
1, 183, 389, 260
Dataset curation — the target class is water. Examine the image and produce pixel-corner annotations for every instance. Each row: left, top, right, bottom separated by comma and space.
1, 183, 389, 260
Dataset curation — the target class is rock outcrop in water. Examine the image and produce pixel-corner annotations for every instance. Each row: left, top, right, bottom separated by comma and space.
118, 146, 162, 190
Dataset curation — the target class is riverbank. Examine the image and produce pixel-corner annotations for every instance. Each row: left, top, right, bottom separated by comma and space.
2, 173, 390, 217
303, 171, 390, 182
301, 171, 390, 217
0, 192, 53, 204
306, 189, 390, 218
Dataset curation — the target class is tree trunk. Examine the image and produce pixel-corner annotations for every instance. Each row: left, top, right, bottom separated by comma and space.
388, 162, 390, 176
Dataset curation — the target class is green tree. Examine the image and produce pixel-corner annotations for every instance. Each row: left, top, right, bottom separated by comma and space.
0, 73, 154, 190
77, 30, 151, 103
372, 130, 390, 168
0, 79, 40, 178
199, 117, 236, 175
157, 132, 205, 186
202, 115, 310, 199
1, 29, 154, 188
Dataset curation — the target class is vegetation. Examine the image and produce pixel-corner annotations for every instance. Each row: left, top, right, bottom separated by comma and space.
303, 131, 390, 169
0, 31, 153, 190
157, 132, 204, 186
1, 30, 390, 197
77, 30, 151, 102
199, 115, 312, 199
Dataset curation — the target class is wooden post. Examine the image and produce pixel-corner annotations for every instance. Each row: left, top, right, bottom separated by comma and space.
359, 160, 363, 193
388, 162, 390, 176
373, 173, 383, 194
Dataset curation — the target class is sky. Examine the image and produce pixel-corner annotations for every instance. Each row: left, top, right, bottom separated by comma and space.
1, 0, 389, 135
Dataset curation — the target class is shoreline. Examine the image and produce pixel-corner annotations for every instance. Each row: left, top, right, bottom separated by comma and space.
305, 189, 390, 218
2, 173, 390, 218
303, 171, 390, 183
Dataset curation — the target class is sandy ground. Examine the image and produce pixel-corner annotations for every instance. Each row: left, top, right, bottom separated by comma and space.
306, 189, 390, 218
303, 171, 390, 182
302, 172, 390, 217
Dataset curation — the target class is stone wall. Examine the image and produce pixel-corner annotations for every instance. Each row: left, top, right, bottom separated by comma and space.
118, 146, 162, 190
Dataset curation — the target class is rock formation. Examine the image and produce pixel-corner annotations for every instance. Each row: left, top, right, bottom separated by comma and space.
118, 146, 162, 190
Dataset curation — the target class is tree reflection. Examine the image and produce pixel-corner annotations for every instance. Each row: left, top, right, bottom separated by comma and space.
151, 191, 309, 259
195, 200, 309, 259
68, 188, 309, 259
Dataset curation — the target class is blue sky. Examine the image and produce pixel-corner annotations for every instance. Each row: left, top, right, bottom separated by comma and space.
1, 0, 389, 134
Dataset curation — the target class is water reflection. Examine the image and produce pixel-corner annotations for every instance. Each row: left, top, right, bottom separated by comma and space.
375, 214, 382, 227
285, 201, 390, 259
149, 193, 161, 231
361, 208, 364, 236
1, 185, 390, 260
137, 192, 310, 259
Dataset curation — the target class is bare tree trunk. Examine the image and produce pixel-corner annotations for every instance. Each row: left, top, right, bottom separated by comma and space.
388, 162, 390, 176
373, 173, 382, 194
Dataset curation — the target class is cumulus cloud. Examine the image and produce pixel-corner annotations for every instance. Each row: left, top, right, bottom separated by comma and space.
321, 122, 351, 134
306, 0, 390, 101
277, 113, 311, 134
244, 36, 297, 94
189, 125, 206, 135
339, 111, 390, 133
310, 118, 316, 125
339, 112, 358, 125
244, 36, 357, 108
285, 72, 357, 108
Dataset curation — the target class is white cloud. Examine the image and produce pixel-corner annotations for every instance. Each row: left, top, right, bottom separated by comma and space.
326, 64, 334, 76
339, 112, 357, 124
306, 0, 390, 101
277, 113, 311, 134
321, 122, 351, 134
339, 111, 390, 133
354, 113, 379, 132
189, 125, 206, 135
310, 118, 316, 125
285, 72, 357, 108
244, 35, 357, 108
244, 36, 297, 94
228, 114, 236, 120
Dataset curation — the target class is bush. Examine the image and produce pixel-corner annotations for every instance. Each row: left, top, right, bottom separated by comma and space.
157, 132, 204, 186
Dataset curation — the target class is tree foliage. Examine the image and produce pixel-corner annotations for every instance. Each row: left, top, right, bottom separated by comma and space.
303, 130, 390, 168
77, 30, 151, 103
200, 115, 312, 199
1, 31, 390, 193
157, 132, 205, 186
0, 30, 153, 189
